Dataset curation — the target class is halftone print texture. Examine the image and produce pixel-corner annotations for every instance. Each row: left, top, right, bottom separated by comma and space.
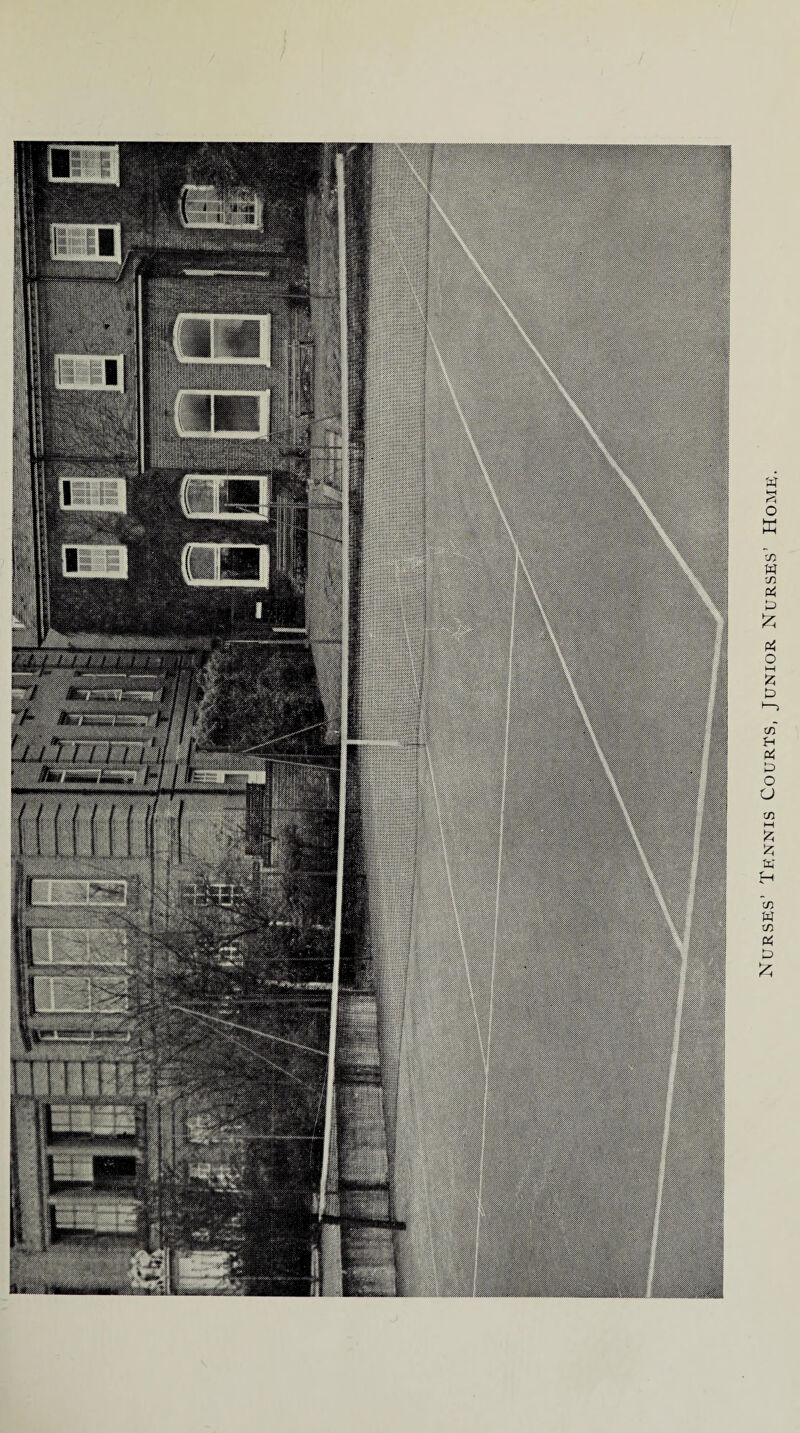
324, 144, 727, 1298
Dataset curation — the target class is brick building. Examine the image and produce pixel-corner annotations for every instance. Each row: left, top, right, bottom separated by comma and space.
10, 144, 332, 1295
16, 141, 315, 644
10, 643, 335, 1294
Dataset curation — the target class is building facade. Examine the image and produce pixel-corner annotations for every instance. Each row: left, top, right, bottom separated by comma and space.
10, 644, 240, 1292
16, 141, 314, 645
11, 141, 331, 1296
10, 643, 334, 1294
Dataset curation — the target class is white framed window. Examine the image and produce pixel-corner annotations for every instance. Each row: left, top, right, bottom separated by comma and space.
50, 223, 121, 262
30, 928, 127, 966
175, 1250, 234, 1290
180, 475, 269, 521
33, 974, 129, 1013
42, 767, 137, 786
181, 543, 270, 588
48, 144, 120, 185
173, 314, 271, 366
55, 356, 124, 391
62, 545, 128, 579
174, 390, 270, 439
182, 882, 236, 908
50, 1104, 136, 1136
38, 1028, 131, 1043
189, 1161, 241, 1191
51, 1154, 95, 1183
50, 1152, 136, 1190
179, 185, 262, 230
60, 711, 151, 727
31, 879, 127, 908
54, 740, 143, 764
68, 686, 123, 702
191, 769, 262, 787
52, 1196, 138, 1234
67, 685, 161, 703
59, 478, 127, 512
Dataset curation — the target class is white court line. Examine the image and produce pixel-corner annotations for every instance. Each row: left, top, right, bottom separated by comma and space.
646, 614, 723, 1296
406, 1056, 441, 1296
472, 550, 519, 1296
395, 562, 488, 1070
389, 227, 685, 959
389, 195, 726, 1295
395, 143, 723, 629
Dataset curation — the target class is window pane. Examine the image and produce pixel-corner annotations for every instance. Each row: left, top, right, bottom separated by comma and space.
94, 1155, 137, 1185
49, 876, 89, 899
220, 546, 260, 581
182, 186, 224, 225
49, 146, 117, 182
225, 194, 259, 227
34, 976, 91, 1012
214, 394, 259, 433
64, 545, 127, 577
50, 147, 71, 178
90, 976, 128, 1012
92, 1106, 136, 1137
179, 318, 212, 359
214, 318, 261, 360
54, 1197, 138, 1234
220, 479, 261, 515
58, 355, 108, 387
50, 1105, 93, 1135
39, 929, 127, 965
68, 687, 124, 702
97, 228, 116, 257
75, 147, 114, 181
52, 1154, 94, 1183
30, 929, 53, 964
89, 882, 126, 906
177, 392, 212, 433
176, 1251, 232, 1288
49, 929, 90, 964
187, 547, 217, 581
90, 931, 126, 963
184, 478, 215, 515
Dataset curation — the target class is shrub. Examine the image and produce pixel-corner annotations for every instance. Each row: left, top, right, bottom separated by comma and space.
194, 642, 327, 753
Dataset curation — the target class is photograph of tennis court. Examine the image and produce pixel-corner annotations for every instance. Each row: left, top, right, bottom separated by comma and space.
351, 144, 728, 1297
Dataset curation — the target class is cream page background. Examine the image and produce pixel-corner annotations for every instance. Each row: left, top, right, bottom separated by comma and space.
0, 2, 798, 1430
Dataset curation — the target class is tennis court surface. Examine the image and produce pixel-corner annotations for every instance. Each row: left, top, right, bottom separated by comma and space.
355, 144, 728, 1296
